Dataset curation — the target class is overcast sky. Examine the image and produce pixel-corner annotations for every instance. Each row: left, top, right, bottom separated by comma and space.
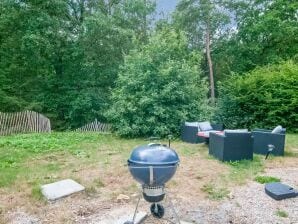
155, 0, 178, 19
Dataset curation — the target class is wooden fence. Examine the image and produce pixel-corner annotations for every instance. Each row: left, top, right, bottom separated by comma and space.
75, 119, 111, 133
0, 111, 51, 136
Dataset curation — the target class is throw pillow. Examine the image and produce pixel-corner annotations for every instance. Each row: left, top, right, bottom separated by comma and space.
198, 121, 213, 131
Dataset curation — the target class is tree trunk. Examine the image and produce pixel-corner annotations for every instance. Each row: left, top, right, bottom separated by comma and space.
142, 0, 147, 42
79, 0, 85, 23
205, 28, 215, 103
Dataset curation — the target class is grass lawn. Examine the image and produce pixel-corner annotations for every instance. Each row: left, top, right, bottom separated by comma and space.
0, 132, 297, 222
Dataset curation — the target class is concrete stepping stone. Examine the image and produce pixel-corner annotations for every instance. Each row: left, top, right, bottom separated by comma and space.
116, 211, 147, 224
98, 211, 147, 224
41, 179, 85, 200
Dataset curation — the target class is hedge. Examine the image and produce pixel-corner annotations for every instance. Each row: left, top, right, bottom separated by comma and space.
215, 60, 298, 132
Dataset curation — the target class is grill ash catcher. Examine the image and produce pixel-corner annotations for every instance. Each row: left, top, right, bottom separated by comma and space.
124, 136, 181, 224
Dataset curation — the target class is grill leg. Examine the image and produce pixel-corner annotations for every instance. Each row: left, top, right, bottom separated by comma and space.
124, 194, 142, 224
154, 203, 158, 213
132, 195, 141, 223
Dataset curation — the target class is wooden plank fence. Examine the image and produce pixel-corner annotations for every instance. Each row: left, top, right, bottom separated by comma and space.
75, 119, 111, 133
0, 110, 51, 136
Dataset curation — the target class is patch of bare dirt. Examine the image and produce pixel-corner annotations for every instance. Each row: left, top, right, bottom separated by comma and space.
5, 210, 40, 224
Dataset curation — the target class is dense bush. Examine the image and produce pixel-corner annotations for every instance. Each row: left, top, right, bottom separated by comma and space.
215, 61, 298, 132
107, 29, 211, 137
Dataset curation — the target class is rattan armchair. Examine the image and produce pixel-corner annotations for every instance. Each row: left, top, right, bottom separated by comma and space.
209, 131, 253, 162
181, 122, 224, 144
252, 128, 286, 156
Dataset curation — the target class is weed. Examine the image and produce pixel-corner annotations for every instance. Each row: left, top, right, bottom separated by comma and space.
44, 162, 61, 172
180, 147, 199, 156
205, 154, 216, 160
93, 178, 105, 188
254, 176, 280, 184
74, 150, 90, 158
201, 183, 229, 200
123, 183, 138, 193
276, 209, 288, 218
31, 184, 43, 201
168, 179, 178, 187
104, 157, 110, 165
195, 174, 203, 180
226, 155, 264, 185
0, 205, 3, 215
71, 177, 83, 185
284, 150, 298, 157
235, 202, 241, 207
85, 186, 97, 195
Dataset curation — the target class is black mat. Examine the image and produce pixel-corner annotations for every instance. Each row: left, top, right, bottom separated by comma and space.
265, 182, 298, 200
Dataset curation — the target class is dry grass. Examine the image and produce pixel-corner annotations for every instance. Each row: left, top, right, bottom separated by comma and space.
0, 132, 297, 223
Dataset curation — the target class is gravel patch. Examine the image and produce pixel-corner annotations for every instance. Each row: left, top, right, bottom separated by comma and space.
6, 210, 40, 224
183, 167, 298, 224
226, 181, 297, 224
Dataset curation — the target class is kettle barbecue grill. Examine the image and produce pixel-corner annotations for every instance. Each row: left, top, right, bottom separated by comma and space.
125, 139, 181, 223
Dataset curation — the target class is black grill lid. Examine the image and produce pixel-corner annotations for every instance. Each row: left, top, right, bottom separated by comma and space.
128, 143, 179, 166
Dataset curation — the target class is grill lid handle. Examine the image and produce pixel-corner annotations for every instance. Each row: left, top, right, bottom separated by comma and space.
148, 143, 162, 147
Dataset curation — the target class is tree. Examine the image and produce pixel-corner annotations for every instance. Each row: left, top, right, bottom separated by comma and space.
107, 29, 211, 137
0, 0, 69, 113
213, 0, 298, 75
174, 0, 230, 102
116, 0, 156, 43
0, 0, 156, 129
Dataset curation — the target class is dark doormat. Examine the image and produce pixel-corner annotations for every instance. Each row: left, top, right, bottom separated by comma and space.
265, 182, 298, 200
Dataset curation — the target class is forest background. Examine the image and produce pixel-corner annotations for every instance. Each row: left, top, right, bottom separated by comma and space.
0, 0, 297, 136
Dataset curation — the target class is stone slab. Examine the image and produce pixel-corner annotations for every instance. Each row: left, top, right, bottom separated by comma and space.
98, 211, 147, 224
41, 179, 85, 200
180, 221, 192, 224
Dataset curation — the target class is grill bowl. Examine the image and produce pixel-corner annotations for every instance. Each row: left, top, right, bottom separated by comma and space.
127, 143, 179, 186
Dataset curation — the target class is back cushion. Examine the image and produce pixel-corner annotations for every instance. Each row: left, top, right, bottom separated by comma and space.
224, 129, 248, 135
185, 121, 200, 131
198, 121, 213, 131
225, 130, 251, 138
185, 121, 199, 127
272, 125, 283, 134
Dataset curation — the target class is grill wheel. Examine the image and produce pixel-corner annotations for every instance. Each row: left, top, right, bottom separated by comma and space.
150, 203, 165, 218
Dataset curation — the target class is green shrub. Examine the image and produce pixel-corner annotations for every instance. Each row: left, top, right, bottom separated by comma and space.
215, 61, 298, 132
107, 29, 211, 137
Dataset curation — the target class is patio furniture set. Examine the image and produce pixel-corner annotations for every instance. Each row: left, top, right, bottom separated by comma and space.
181, 121, 286, 162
